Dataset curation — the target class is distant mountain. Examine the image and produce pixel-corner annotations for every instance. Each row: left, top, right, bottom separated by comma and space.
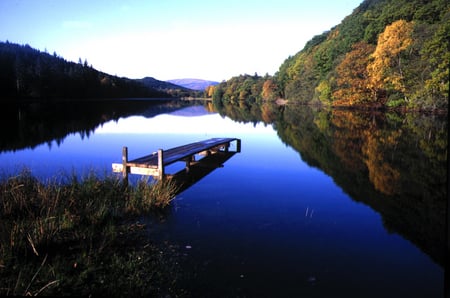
138, 77, 192, 91
166, 79, 219, 91
137, 77, 202, 98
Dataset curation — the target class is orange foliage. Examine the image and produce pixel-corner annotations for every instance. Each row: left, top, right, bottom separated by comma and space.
333, 41, 375, 106
261, 79, 277, 100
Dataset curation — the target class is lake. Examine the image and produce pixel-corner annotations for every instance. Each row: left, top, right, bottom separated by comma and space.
0, 99, 447, 297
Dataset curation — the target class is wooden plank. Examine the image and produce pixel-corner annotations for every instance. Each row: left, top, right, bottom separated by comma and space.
113, 163, 162, 176
129, 167, 160, 176
112, 163, 124, 173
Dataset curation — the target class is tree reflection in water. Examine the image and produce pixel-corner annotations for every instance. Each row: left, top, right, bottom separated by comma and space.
214, 100, 447, 267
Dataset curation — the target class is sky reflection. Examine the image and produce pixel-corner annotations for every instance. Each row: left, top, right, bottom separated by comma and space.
96, 112, 274, 135
0, 109, 278, 179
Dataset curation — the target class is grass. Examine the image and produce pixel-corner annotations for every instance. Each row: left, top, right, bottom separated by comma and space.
0, 169, 185, 296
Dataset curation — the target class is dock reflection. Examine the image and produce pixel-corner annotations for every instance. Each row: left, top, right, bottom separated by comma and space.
168, 151, 237, 195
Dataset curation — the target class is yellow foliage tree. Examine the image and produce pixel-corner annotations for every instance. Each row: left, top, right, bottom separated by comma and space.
205, 85, 215, 98
367, 20, 414, 103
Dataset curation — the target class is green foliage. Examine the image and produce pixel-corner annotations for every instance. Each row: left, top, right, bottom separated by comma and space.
212, 74, 267, 104
271, 0, 449, 111
315, 80, 332, 105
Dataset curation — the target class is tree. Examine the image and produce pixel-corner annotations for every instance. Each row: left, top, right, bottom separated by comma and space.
204, 85, 215, 98
367, 20, 414, 104
261, 79, 278, 100
419, 16, 450, 109
332, 41, 375, 106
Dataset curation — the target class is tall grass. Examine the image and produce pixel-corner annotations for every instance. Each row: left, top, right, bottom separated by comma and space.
0, 169, 182, 296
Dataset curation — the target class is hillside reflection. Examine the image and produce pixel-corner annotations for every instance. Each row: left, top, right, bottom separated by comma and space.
0, 99, 201, 152
214, 100, 447, 267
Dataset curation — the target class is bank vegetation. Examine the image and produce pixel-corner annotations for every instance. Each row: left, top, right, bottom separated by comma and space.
0, 170, 185, 296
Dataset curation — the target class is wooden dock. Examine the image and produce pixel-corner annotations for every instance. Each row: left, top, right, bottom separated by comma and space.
112, 137, 241, 180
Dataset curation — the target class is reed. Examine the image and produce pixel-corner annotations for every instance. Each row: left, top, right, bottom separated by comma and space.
0, 169, 182, 296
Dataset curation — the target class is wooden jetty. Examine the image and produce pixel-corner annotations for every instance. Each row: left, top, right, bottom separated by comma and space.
112, 137, 241, 180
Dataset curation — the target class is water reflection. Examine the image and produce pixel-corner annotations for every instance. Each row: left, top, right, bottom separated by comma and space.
0, 99, 201, 152
170, 151, 238, 194
214, 100, 447, 267
1, 99, 447, 295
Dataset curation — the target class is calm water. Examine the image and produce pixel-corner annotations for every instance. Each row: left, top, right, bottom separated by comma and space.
0, 100, 447, 297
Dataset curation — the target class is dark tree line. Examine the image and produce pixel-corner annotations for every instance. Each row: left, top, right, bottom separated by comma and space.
0, 41, 172, 101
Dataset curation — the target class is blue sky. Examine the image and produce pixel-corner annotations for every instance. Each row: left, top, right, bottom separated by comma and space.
0, 0, 363, 81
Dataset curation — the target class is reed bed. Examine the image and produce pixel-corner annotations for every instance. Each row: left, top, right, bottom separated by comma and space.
0, 169, 183, 296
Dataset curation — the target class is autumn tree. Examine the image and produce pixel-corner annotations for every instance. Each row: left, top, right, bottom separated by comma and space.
261, 79, 278, 100
205, 85, 215, 98
367, 19, 414, 105
332, 41, 375, 106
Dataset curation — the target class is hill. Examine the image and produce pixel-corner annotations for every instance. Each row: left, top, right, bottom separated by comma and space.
0, 42, 175, 101
211, 0, 449, 112
167, 78, 219, 91
138, 77, 192, 91
137, 77, 200, 97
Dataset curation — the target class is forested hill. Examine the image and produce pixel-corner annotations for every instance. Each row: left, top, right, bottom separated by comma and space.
0, 42, 194, 101
167, 79, 219, 91
211, 0, 449, 111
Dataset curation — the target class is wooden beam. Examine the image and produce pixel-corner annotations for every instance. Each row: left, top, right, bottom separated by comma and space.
122, 146, 128, 179
129, 166, 159, 176
158, 149, 164, 179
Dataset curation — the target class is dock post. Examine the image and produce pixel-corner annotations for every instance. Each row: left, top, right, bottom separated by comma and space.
185, 155, 195, 173
122, 146, 129, 180
158, 149, 164, 179
236, 139, 241, 153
